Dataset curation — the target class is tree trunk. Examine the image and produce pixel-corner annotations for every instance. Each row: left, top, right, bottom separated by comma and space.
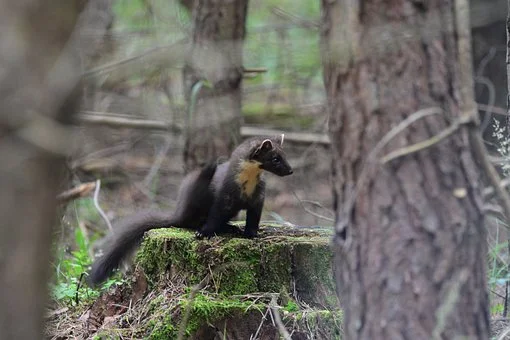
0, 1, 82, 338
183, 0, 248, 170
321, 0, 489, 339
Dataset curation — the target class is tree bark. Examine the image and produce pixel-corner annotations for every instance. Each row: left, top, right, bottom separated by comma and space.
321, 0, 489, 339
0, 1, 83, 338
183, 0, 248, 170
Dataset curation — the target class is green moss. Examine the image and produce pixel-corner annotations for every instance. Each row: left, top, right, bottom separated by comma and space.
147, 314, 177, 340
259, 241, 292, 292
283, 300, 299, 313
136, 226, 336, 305
180, 293, 265, 335
136, 228, 205, 286
213, 238, 261, 295
293, 242, 337, 308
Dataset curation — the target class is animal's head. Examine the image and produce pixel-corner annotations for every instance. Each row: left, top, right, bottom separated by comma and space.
249, 135, 293, 177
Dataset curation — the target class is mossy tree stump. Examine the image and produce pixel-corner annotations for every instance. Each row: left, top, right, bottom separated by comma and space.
136, 225, 337, 309
83, 226, 342, 339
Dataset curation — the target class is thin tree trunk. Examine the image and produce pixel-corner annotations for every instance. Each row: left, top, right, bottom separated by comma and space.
504, 0, 510, 318
0, 1, 82, 338
183, 0, 248, 170
321, 0, 489, 338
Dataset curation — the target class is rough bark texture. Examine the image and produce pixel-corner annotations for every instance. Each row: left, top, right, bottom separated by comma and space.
0, 1, 82, 338
321, 1, 489, 339
183, 0, 248, 170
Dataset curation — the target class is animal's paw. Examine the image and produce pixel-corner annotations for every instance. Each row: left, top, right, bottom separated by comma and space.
195, 230, 214, 240
243, 230, 258, 239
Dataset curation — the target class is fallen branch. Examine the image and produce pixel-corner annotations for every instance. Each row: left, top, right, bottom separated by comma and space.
241, 126, 330, 145
77, 111, 182, 132
77, 111, 330, 145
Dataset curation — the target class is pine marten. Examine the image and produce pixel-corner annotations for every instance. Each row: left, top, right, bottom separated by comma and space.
88, 136, 293, 285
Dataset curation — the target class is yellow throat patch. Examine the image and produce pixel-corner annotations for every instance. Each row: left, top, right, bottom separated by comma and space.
236, 160, 263, 198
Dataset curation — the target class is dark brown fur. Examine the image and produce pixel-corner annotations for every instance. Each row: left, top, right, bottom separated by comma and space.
88, 136, 292, 285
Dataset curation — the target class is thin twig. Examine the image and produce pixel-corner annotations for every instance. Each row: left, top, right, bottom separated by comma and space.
292, 191, 334, 222
337, 107, 443, 234
75, 273, 85, 305
243, 67, 268, 73
380, 114, 472, 164
269, 294, 291, 340
270, 6, 319, 29
474, 76, 496, 133
477, 103, 507, 116
77, 111, 182, 132
177, 274, 211, 340
251, 307, 271, 340
56, 182, 96, 203
82, 39, 188, 78
93, 179, 113, 232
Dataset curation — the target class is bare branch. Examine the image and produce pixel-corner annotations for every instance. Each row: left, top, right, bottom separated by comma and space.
269, 294, 291, 340
271, 6, 319, 29
477, 103, 507, 116
56, 182, 96, 203
77, 111, 330, 145
380, 115, 473, 164
293, 191, 334, 222
337, 107, 443, 233
93, 179, 113, 232
241, 126, 330, 145
77, 111, 182, 132
82, 39, 188, 78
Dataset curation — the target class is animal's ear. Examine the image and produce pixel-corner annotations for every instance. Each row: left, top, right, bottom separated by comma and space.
252, 139, 273, 158
260, 139, 273, 151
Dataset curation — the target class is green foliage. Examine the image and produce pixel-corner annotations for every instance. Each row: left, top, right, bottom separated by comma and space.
51, 200, 124, 305
283, 300, 299, 313
52, 228, 97, 304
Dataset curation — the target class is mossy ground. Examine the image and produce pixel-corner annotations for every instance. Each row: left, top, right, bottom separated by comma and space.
46, 225, 342, 339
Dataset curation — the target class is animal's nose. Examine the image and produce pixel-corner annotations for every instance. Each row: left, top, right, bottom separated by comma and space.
288, 169, 293, 175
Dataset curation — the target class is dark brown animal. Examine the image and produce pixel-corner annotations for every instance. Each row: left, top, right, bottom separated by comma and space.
88, 136, 293, 285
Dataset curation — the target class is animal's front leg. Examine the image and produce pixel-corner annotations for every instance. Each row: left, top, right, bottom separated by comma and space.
195, 197, 232, 239
244, 200, 263, 238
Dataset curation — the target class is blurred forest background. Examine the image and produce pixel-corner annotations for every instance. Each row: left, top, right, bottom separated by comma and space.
47, 0, 510, 334
73, 0, 329, 225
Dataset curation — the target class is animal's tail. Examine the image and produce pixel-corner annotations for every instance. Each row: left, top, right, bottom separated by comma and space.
88, 211, 178, 285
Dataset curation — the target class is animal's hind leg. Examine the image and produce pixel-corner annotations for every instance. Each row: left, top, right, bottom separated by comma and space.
177, 162, 217, 229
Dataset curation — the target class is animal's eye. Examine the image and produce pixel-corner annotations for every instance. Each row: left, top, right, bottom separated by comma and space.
272, 156, 280, 164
